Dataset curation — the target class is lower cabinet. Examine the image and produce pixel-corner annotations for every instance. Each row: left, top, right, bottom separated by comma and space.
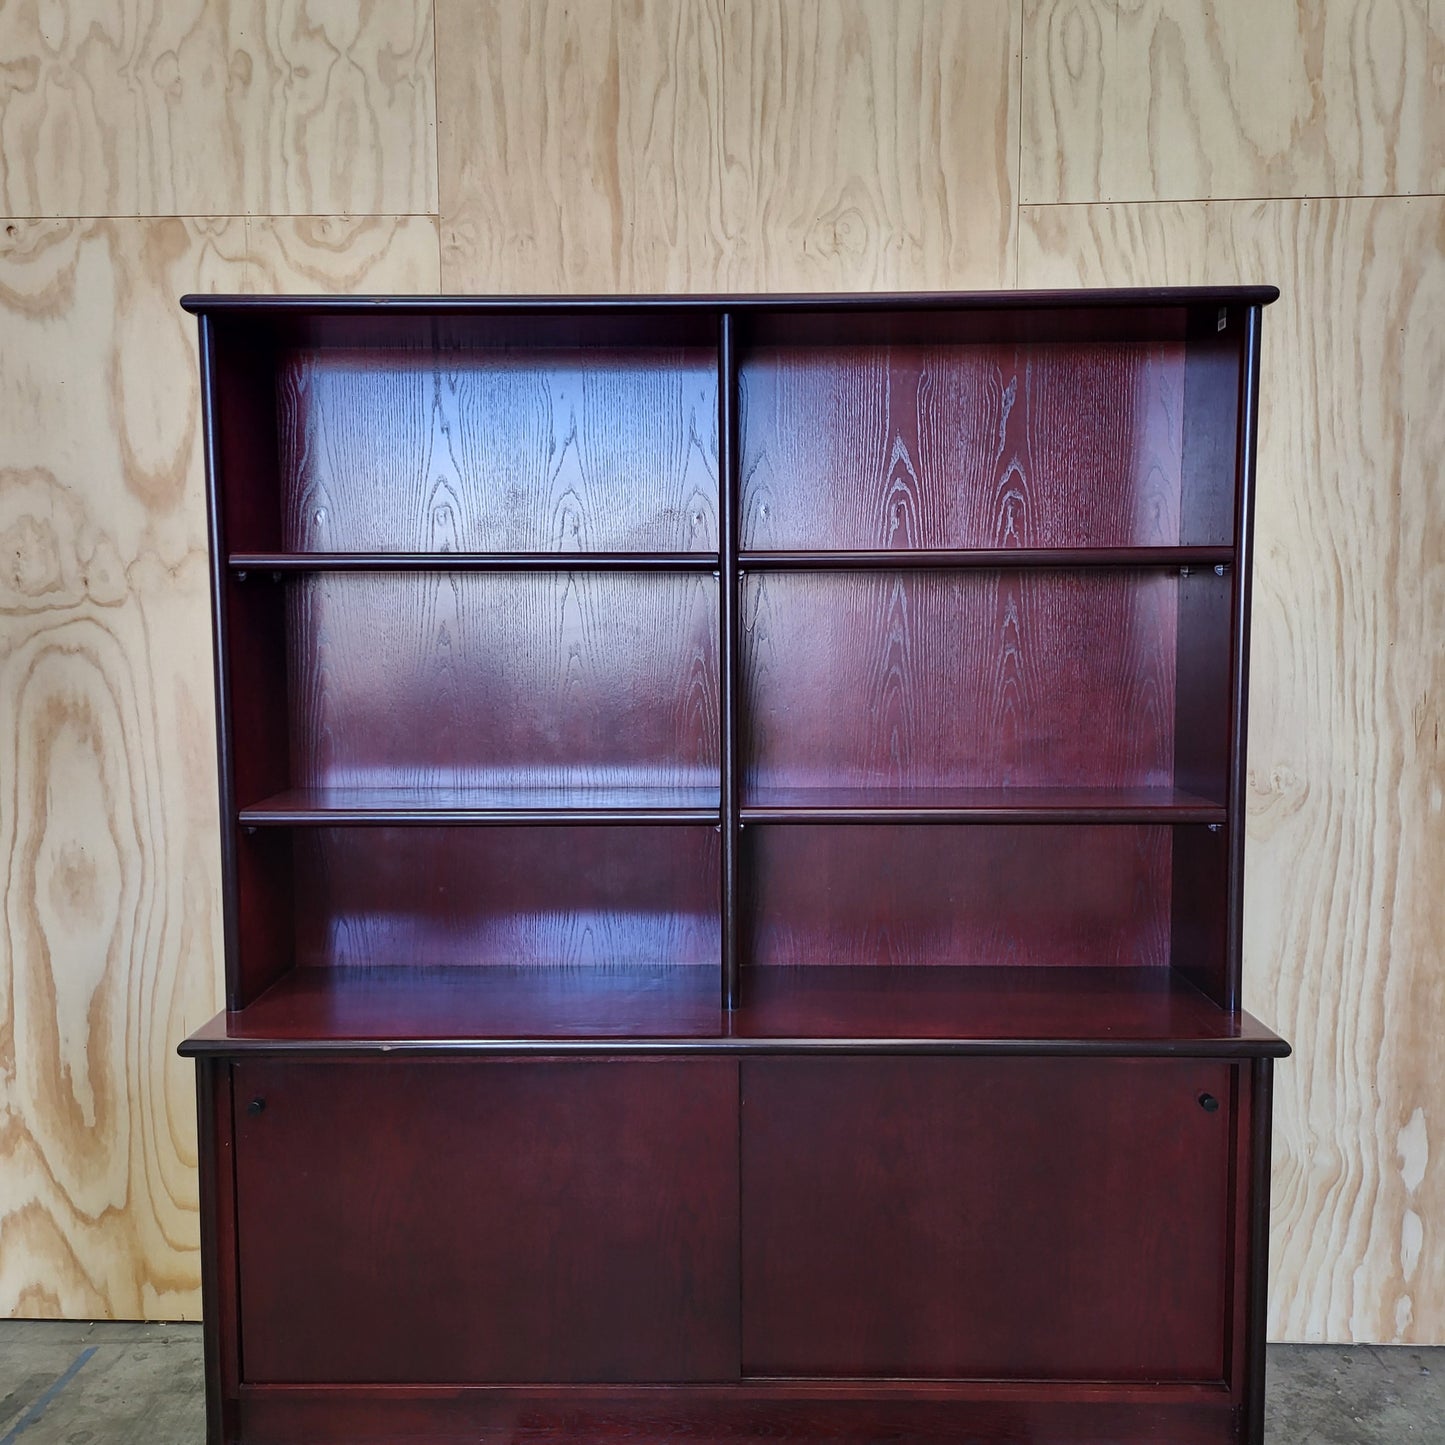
217, 1052, 1260, 1441
232, 1057, 741, 1382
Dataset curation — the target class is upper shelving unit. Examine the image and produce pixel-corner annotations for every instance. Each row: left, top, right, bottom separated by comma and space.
187, 288, 1271, 1020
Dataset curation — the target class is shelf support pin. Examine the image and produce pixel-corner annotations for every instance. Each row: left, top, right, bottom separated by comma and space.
1214, 563, 1227, 577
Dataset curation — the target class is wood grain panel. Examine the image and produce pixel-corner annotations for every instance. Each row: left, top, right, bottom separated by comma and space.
723, 0, 1019, 291
0, 217, 437, 1320
1020, 197, 1445, 1344
748, 824, 1173, 969
742, 1056, 1233, 1378
436, 0, 727, 293
743, 570, 1186, 793
739, 339, 1190, 549
234, 1058, 740, 1382
287, 571, 718, 790
278, 347, 718, 554
1021, 0, 1445, 204
288, 826, 721, 970
0, 0, 436, 217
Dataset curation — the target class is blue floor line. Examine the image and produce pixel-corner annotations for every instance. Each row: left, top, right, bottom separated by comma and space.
0, 1346, 98, 1444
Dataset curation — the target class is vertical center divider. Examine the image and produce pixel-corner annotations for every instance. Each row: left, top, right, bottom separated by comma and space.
719, 311, 742, 1012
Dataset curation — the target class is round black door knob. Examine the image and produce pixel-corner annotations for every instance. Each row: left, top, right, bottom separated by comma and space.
247, 1098, 266, 1116
1198, 1092, 1220, 1113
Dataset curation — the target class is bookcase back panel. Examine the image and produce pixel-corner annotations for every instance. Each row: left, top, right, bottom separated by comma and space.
285, 572, 719, 792
743, 570, 1186, 794
739, 340, 1208, 550
290, 826, 721, 969
273, 347, 719, 554
747, 824, 1171, 968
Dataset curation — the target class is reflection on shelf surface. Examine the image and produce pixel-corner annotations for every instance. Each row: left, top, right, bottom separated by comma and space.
182, 964, 1287, 1056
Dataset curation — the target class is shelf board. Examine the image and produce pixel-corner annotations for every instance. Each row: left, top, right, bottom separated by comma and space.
737, 547, 1233, 571
740, 786, 1226, 824
180, 965, 1288, 1058
229, 552, 720, 574
239, 785, 722, 826
731, 967, 1287, 1054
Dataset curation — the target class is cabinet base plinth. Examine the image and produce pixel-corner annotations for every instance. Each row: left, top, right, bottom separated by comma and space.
236, 1385, 1245, 1445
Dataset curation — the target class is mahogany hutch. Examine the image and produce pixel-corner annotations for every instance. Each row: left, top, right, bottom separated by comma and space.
180, 288, 1289, 1444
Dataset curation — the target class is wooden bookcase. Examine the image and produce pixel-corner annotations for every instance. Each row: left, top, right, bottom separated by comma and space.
179, 289, 1290, 1445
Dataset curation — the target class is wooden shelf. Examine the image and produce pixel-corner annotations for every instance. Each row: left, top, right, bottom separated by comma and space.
183, 966, 723, 1048
738, 548, 1233, 571
740, 786, 1226, 824
181, 965, 1287, 1057
231, 551, 720, 573
240, 785, 722, 826
733, 967, 1288, 1055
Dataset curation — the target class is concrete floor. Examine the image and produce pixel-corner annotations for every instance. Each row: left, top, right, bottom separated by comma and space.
0, 1323, 1441, 1442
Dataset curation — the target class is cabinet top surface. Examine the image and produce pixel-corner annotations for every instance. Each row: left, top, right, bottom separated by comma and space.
179, 966, 1291, 1060
180, 285, 1279, 316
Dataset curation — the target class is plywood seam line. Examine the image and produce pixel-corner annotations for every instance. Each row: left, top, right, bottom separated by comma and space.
1024, 193, 1445, 209
1014, 0, 1025, 287
0, 214, 445, 223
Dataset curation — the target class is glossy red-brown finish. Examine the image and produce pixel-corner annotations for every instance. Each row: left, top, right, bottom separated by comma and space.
747, 823, 1174, 968
741, 783, 1224, 821
286, 570, 719, 796
184, 289, 1286, 1445
285, 825, 718, 968
234, 1385, 1240, 1443
194, 1060, 240, 1444
742, 569, 1218, 795
275, 347, 718, 555
1180, 311, 1245, 547
233, 1058, 739, 1383
220, 572, 295, 1008
234, 550, 720, 572
742, 1056, 1233, 1379
239, 782, 720, 823
739, 545, 1233, 569
738, 339, 1202, 550
178, 964, 1287, 1054
730, 965, 1280, 1051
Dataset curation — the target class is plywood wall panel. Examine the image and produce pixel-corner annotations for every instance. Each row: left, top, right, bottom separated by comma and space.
436, 0, 729, 293
0, 0, 1439, 1350
1020, 196, 1445, 1345
722, 0, 1019, 291
1021, 0, 1445, 204
0, 0, 437, 218
0, 217, 438, 1319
